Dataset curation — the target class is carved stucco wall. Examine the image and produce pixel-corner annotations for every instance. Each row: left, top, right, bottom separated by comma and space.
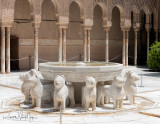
0, 0, 160, 69
11, 0, 33, 39
0, 0, 159, 26
68, 1, 82, 39
40, 0, 58, 39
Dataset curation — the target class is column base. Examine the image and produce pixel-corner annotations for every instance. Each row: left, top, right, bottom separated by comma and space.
34, 68, 39, 71
105, 60, 109, 63
6, 71, 10, 74
1, 71, 5, 74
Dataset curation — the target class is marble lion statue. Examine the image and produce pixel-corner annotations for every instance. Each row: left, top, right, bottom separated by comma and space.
82, 76, 97, 111
124, 71, 140, 105
19, 69, 36, 104
96, 82, 110, 106
19, 69, 43, 108
108, 76, 125, 109
54, 75, 75, 111
30, 72, 43, 108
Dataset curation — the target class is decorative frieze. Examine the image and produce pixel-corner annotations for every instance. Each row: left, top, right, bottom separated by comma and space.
0, 0, 159, 28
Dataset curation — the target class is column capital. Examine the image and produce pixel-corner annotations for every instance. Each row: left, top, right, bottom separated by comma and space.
57, 23, 68, 29
154, 25, 158, 31
133, 23, 140, 30
121, 27, 130, 32
133, 27, 139, 32
82, 25, 92, 30
82, 19, 93, 27
57, 16, 69, 29
0, 22, 5, 27
121, 19, 131, 30
0, 22, 12, 27
103, 20, 112, 29
133, 28, 139, 32
104, 27, 111, 32
32, 22, 40, 28
145, 23, 151, 31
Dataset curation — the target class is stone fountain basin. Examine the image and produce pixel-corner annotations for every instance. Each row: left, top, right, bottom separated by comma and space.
39, 62, 123, 83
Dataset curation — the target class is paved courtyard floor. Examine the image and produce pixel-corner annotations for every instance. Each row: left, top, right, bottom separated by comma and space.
0, 66, 160, 124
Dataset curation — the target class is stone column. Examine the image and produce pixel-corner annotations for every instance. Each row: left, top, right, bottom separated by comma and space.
58, 28, 63, 62
87, 29, 91, 62
6, 27, 11, 73
146, 24, 150, 61
62, 28, 67, 62
122, 30, 126, 66
146, 29, 150, 61
154, 28, 158, 41
158, 29, 160, 41
125, 31, 129, 66
1, 27, 5, 74
105, 28, 110, 63
33, 23, 40, 70
134, 28, 138, 66
83, 29, 87, 62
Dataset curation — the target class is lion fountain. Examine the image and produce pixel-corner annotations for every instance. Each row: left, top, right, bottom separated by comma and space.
19, 65, 139, 112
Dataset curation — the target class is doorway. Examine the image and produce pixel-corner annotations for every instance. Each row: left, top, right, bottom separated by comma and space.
10, 36, 19, 70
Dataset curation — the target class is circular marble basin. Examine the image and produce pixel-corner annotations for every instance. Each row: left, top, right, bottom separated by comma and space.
39, 62, 123, 83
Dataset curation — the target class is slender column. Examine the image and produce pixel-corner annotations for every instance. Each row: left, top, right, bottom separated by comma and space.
58, 28, 63, 62
62, 28, 67, 62
134, 29, 138, 66
83, 29, 87, 62
6, 27, 11, 73
146, 30, 150, 60
87, 29, 91, 62
34, 26, 39, 70
155, 29, 158, 41
105, 30, 109, 63
122, 30, 126, 66
1, 27, 5, 74
125, 31, 129, 66
158, 30, 160, 41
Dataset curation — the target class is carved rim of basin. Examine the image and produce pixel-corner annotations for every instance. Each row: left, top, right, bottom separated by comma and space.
39, 62, 123, 83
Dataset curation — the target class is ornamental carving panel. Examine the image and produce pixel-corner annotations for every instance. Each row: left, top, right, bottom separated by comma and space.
84, 0, 94, 19
93, 0, 107, 7
2, 0, 15, 22
58, 0, 70, 17
0, 0, 159, 27
132, 0, 159, 13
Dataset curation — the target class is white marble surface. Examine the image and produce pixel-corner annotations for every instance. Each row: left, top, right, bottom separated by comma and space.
39, 62, 123, 82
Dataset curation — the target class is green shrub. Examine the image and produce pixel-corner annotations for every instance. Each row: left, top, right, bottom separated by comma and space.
147, 41, 160, 70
